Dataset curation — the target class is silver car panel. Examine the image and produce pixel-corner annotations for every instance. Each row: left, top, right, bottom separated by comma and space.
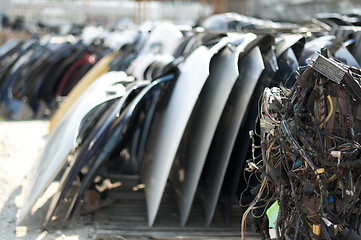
174, 33, 257, 226
142, 37, 231, 227
201, 46, 264, 226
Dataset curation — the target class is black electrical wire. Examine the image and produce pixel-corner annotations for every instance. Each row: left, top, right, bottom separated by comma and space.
281, 120, 319, 172
244, 55, 361, 239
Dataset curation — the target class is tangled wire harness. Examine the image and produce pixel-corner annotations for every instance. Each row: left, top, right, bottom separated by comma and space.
241, 51, 361, 240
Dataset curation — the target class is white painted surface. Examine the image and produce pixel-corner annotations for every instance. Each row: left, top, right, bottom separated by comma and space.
202, 46, 265, 226
142, 37, 231, 226
176, 33, 258, 226
17, 71, 130, 224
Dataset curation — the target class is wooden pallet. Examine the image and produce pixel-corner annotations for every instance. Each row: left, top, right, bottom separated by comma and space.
91, 175, 260, 240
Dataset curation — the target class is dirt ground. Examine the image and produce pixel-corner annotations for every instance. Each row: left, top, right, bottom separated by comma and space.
0, 120, 95, 240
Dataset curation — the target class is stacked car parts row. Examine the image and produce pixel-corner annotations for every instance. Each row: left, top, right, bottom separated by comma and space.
7, 12, 361, 235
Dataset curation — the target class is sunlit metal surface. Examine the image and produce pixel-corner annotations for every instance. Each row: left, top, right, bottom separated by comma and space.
202, 46, 265, 226
142, 37, 231, 226
173, 33, 258, 227
17, 72, 129, 224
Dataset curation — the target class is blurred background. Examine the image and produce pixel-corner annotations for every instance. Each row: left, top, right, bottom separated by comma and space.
1, 0, 361, 32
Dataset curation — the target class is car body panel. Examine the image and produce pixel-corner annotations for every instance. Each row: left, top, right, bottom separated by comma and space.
219, 47, 277, 223
17, 72, 129, 224
49, 51, 121, 133
63, 75, 175, 223
202, 46, 264, 225
141, 36, 231, 227
44, 82, 149, 226
173, 33, 257, 226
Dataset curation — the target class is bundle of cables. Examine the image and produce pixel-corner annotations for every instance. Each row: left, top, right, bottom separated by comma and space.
241, 49, 361, 240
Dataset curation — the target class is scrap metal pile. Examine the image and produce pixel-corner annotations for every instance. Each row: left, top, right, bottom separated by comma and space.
5, 11, 361, 238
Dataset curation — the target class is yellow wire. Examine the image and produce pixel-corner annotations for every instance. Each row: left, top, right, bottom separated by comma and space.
251, 200, 271, 218
314, 79, 318, 89
320, 95, 334, 129
266, 141, 276, 165
324, 95, 334, 123
305, 218, 313, 228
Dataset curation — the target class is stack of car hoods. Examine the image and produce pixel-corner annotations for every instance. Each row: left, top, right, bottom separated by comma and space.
9, 11, 361, 235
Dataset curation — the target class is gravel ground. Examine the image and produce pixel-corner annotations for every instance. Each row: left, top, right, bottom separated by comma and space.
0, 120, 95, 240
